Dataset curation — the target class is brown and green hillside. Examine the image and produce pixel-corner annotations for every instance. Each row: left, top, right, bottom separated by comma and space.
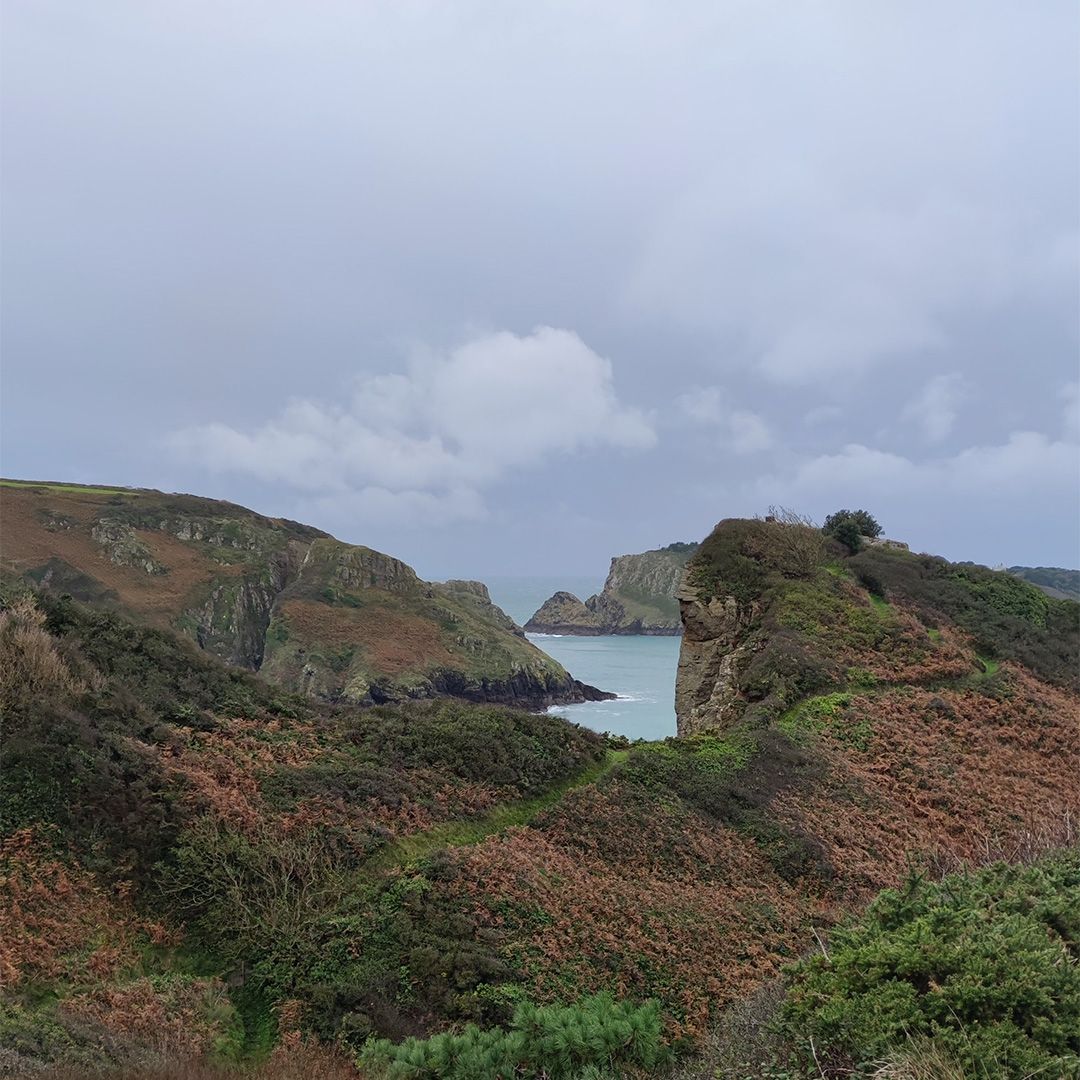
1009, 563, 1080, 601
0, 479, 605, 708
1, 514, 1077, 1077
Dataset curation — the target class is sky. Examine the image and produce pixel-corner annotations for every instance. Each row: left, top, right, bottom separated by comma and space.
3, 1, 1078, 579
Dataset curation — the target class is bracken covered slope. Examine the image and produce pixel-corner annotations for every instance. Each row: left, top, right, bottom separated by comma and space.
2, 516, 1078, 1077
524, 542, 696, 635
677, 518, 1080, 734
0, 479, 605, 708
0, 589, 607, 1074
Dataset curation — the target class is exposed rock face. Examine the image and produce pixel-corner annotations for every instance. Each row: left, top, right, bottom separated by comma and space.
525, 544, 696, 635
91, 519, 168, 575
674, 582, 760, 736
525, 591, 606, 634
3, 481, 608, 709
190, 547, 305, 669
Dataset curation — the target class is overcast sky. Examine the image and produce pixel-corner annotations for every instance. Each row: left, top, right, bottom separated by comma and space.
3, 1, 1078, 578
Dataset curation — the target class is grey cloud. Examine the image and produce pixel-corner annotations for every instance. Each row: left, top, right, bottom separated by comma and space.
902, 373, 967, 444
2, 1, 1077, 574
170, 327, 654, 521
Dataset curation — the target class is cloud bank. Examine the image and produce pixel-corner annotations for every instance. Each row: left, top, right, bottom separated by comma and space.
171, 327, 654, 521
3, 2, 1076, 570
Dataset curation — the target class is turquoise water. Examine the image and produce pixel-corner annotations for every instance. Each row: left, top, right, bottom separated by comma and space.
485, 577, 679, 742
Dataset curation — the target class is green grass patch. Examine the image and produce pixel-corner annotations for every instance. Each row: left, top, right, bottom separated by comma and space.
776, 577, 890, 654
868, 592, 890, 613
778, 692, 872, 751
845, 666, 879, 690
976, 654, 1001, 676
0, 478, 134, 496
371, 750, 627, 868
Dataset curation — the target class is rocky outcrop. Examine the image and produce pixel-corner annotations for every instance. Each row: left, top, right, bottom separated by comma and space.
525, 591, 606, 634
91, 519, 168, 575
188, 546, 307, 669
525, 544, 697, 635
674, 581, 760, 736
424, 667, 612, 708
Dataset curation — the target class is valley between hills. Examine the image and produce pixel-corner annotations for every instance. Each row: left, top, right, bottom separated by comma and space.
1, 481, 1078, 1079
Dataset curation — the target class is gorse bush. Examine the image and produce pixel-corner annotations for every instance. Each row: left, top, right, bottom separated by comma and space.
360, 993, 667, 1079
690, 519, 827, 605
779, 852, 1080, 1077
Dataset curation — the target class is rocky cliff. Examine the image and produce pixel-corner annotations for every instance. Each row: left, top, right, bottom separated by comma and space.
675, 517, 1080, 737
525, 542, 696, 635
0, 479, 609, 707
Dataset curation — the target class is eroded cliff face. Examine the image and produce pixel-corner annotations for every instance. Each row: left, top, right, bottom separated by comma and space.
525, 544, 696, 635
674, 582, 761, 736
2, 481, 606, 709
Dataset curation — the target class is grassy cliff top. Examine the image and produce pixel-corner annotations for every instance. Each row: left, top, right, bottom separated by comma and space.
689, 517, 1079, 693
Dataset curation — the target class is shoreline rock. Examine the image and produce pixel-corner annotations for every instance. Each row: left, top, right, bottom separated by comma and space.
524, 544, 696, 636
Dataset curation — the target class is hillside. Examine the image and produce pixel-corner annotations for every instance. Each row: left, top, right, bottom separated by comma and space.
0, 479, 606, 708
3, 516, 1078, 1077
524, 542, 696, 635
677, 518, 1080, 735
1009, 564, 1080, 601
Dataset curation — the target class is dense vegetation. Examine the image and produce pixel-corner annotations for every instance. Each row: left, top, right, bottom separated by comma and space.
822, 509, 881, 552
1008, 564, 1080, 600
848, 547, 1080, 689
362, 994, 667, 1078
661, 541, 699, 554
780, 853, 1080, 1077
0, 585, 605, 1073
3, 507, 1079, 1078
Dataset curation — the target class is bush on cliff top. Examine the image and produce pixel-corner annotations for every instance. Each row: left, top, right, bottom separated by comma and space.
690, 519, 825, 605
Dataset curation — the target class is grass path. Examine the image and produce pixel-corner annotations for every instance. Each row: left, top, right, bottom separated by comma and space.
371, 748, 628, 869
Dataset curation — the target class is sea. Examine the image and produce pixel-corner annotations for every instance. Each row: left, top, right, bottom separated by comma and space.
485, 576, 679, 742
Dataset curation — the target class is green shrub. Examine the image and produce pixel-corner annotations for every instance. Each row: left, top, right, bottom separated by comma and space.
360, 992, 667, 1079
623, 731, 832, 883
780, 852, 1080, 1077
846, 550, 1080, 689
823, 510, 882, 544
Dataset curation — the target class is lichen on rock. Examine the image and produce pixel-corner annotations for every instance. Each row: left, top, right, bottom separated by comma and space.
91, 520, 167, 576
